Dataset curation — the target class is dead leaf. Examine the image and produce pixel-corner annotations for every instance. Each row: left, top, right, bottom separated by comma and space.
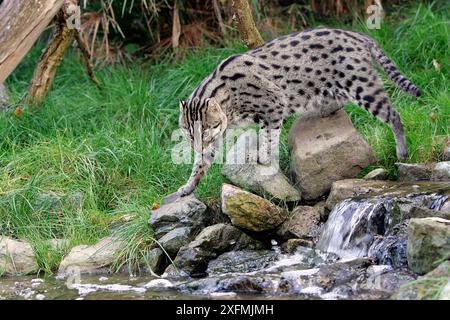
14, 107, 22, 117
152, 202, 159, 210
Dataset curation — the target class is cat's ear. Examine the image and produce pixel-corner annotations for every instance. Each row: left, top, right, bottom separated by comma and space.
179, 100, 186, 113
206, 98, 227, 127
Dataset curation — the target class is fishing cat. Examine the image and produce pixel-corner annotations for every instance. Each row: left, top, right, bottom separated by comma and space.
164, 28, 421, 203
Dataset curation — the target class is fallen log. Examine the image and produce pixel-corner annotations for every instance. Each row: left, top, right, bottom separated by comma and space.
0, 0, 65, 83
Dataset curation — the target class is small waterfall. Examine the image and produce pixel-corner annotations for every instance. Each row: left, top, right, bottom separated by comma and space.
316, 199, 390, 259
317, 193, 449, 264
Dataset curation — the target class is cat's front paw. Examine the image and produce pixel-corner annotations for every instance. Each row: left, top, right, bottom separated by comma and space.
257, 153, 272, 166
396, 147, 408, 161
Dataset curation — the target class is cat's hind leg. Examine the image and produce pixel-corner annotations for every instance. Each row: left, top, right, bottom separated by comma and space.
349, 84, 408, 160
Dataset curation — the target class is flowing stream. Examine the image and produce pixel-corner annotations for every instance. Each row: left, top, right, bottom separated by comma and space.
1, 193, 448, 300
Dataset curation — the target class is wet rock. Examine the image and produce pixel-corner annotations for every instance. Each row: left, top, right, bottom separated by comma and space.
0, 237, 38, 275
409, 206, 450, 220
281, 239, 314, 253
180, 274, 275, 295
364, 168, 389, 180
396, 161, 450, 182
289, 110, 376, 200
157, 227, 193, 257
368, 222, 408, 268
58, 237, 122, 276
392, 260, 450, 300
171, 224, 264, 277
222, 131, 301, 201
325, 179, 392, 210
276, 206, 321, 241
279, 258, 370, 297
325, 179, 450, 211
207, 250, 278, 275
407, 217, 450, 274
149, 194, 209, 238
142, 248, 167, 275
221, 184, 288, 232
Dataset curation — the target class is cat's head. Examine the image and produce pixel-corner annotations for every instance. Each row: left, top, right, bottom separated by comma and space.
179, 97, 227, 153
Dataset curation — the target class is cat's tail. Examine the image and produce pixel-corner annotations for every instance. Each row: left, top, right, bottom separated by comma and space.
367, 40, 421, 97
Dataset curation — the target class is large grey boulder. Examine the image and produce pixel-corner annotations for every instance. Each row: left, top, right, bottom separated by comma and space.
169, 223, 265, 277
142, 248, 167, 275
149, 194, 209, 238
289, 110, 376, 200
0, 237, 38, 275
58, 237, 121, 276
157, 227, 192, 257
396, 161, 450, 182
149, 195, 210, 263
222, 131, 301, 201
392, 260, 450, 300
221, 184, 288, 232
407, 217, 450, 275
276, 206, 321, 241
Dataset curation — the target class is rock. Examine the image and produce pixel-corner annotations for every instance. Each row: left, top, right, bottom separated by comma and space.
142, 248, 167, 275
407, 217, 450, 274
433, 162, 450, 181
392, 261, 450, 300
222, 131, 301, 201
157, 227, 192, 257
325, 179, 392, 210
325, 179, 450, 211
368, 222, 409, 268
396, 161, 450, 182
180, 274, 274, 295
207, 250, 278, 275
149, 194, 208, 238
279, 258, 413, 298
221, 184, 288, 232
171, 223, 264, 277
288, 110, 376, 200
58, 237, 122, 276
409, 206, 450, 220
396, 163, 433, 182
364, 168, 389, 180
281, 239, 314, 253
276, 206, 321, 241
0, 237, 38, 275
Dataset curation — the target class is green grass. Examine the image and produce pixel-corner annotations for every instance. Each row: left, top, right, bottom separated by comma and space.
0, 3, 449, 274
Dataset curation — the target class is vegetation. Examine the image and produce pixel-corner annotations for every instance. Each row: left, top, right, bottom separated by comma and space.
0, 2, 448, 273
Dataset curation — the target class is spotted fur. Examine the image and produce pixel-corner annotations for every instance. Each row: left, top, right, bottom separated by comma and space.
166, 27, 421, 202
